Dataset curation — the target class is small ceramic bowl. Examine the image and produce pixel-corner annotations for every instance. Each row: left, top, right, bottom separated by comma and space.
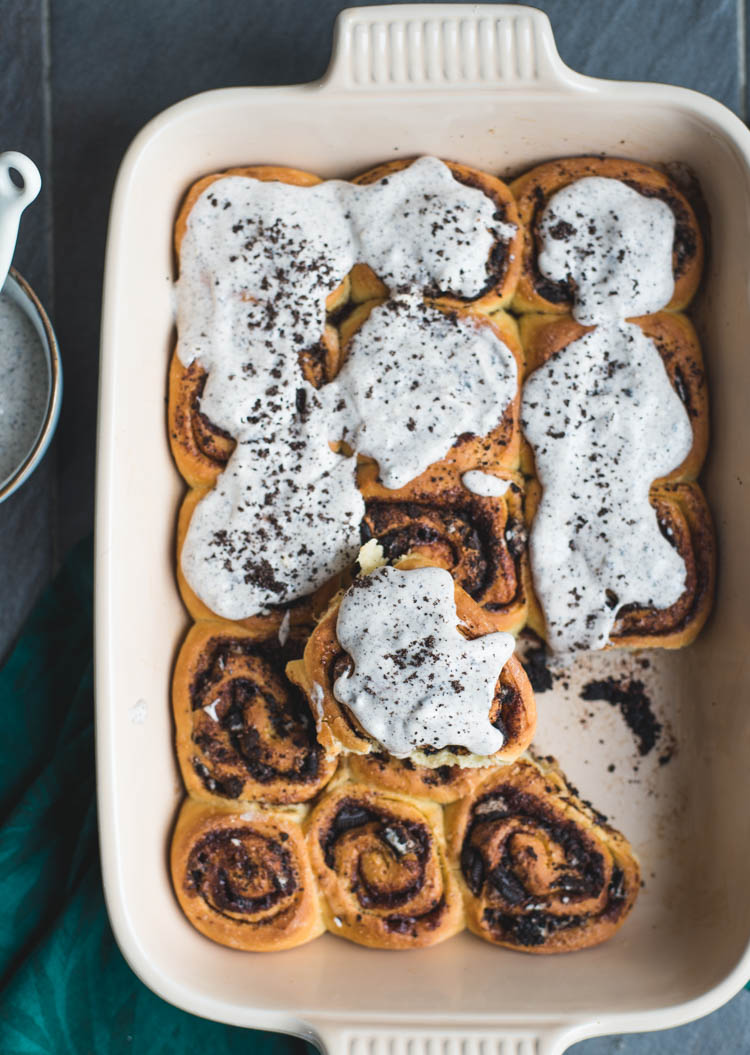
0, 267, 62, 503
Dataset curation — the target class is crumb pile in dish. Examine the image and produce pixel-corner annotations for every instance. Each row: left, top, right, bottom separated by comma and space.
168, 156, 713, 953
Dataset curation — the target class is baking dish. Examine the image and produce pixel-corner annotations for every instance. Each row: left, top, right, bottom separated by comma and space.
95, 5, 750, 1052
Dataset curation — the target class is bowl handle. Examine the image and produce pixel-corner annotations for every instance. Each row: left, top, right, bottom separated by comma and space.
323, 3, 583, 92
310, 1022, 583, 1055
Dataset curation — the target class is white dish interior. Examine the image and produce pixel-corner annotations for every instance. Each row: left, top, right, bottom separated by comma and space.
96, 6, 750, 1053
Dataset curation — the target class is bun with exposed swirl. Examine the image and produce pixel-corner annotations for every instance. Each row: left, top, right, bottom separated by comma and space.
306, 782, 464, 948
359, 462, 530, 634
286, 554, 536, 767
171, 798, 324, 951
445, 757, 641, 953
173, 620, 339, 806
510, 156, 703, 316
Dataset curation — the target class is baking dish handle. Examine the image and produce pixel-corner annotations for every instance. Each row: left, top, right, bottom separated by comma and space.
310, 1022, 583, 1055
323, 3, 584, 92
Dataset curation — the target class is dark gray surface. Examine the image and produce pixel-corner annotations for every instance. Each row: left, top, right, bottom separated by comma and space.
0, 0, 55, 661
1, 0, 748, 1049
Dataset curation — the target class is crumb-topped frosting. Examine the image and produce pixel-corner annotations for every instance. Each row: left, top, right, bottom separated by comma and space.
521, 321, 692, 653
330, 292, 517, 489
332, 564, 515, 757
176, 157, 518, 617
537, 176, 675, 325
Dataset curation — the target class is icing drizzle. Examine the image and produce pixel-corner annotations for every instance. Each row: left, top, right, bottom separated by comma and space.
538, 176, 675, 325
521, 321, 692, 653
176, 157, 518, 617
333, 565, 514, 757
522, 175, 692, 652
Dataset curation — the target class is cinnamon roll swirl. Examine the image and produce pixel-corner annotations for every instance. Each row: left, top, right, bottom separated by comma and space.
286, 554, 536, 763
359, 462, 530, 634
173, 620, 339, 806
306, 783, 464, 948
171, 798, 323, 951
352, 158, 522, 312
175, 487, 335, 628
446, 758, 640, 953
523, 480, 714, 651
610, 482, 715, 648
510, 157, 703, 316
520, 312, 708, 482
345, 307, 524, 476
170, 164, 350, 489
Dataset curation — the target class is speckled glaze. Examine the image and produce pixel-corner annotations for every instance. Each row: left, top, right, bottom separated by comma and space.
0, 271, 60, 502
0, 289, 49, 484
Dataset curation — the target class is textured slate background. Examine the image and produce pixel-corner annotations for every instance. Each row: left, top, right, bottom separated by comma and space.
1, 0, 747, 1050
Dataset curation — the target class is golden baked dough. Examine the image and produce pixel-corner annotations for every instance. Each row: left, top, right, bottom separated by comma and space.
510, 156, 703, 316
306, 782, 464, 948
445, 757, 641, 953
171, 798, 324, 951
173, 620, 339, 806
347, 752, 493, 805
359, 462, 531, 634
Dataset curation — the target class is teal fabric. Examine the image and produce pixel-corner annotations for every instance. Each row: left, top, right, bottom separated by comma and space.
0, 538, 314, 1054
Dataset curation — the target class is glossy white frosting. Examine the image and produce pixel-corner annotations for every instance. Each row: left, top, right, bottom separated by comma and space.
521, 321, 692, 653
461, 470, 511, 497
330, 293, 516, 489
538, 176, 675, 324
176, 158, 517, 616
333, 564, 514, 757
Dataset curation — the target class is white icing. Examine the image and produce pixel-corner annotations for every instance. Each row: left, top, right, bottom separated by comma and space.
521, 321, 692, 653
333, 565, 514, 757
277, 610, 291, 647
357, 539, 386, 575
538, 177, 675, 325
350, 158, 516, 293
330, 293, 517, 489
176, 158, 518, 618
461, 470, 511, 497
203, 698, 221, 722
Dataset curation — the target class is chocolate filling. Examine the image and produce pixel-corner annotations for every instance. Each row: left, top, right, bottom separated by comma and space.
363, 496, 522, 606
461, 786, 606, 913
189, 635, 325, 796
186, 827, 297, 922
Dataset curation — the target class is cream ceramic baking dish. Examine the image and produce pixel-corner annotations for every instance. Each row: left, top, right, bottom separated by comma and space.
95, 5, 750, 1052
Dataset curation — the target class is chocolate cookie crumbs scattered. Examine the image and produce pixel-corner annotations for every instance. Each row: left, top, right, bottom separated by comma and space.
580, 676, 662, 757
521, 642, 553, 693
